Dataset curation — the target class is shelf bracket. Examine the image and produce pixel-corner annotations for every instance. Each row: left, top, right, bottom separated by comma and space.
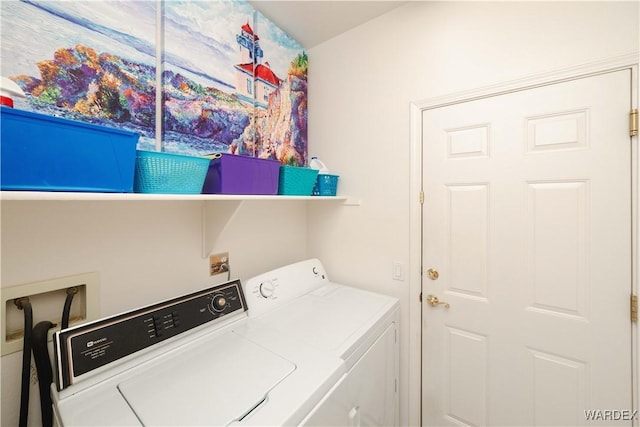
201, 200, 244, 258
342, 197, 361, 206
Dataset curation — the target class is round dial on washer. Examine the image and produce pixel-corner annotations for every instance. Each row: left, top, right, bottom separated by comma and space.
259, 281, 275, 298
211, 294, 227, 312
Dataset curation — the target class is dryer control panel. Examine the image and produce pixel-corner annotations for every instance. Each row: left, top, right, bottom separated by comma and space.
244, 258, 329, 317
54, 280, 247, 391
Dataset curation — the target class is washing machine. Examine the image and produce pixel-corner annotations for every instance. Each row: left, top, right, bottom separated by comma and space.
51, 279, 344, 426
242, 259, 400, 427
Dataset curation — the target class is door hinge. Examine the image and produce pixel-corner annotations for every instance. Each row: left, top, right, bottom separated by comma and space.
631, 294, 638, 323
419, 292, 422, 303
419, 191, 424, 204
630, 109, 638, 137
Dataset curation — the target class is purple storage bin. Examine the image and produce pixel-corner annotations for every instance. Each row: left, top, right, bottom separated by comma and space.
202, 153, 280, 195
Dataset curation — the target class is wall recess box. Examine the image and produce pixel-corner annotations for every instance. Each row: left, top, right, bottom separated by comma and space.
1, 272, 99, 356
210, 252, 230, 276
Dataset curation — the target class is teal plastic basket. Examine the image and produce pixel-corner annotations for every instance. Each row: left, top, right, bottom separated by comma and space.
312, 174, 339, 196
134, 150, 211, 194
278, 165, 319, 195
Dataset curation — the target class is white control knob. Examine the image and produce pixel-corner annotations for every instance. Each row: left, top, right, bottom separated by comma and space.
259, 281, 275, 298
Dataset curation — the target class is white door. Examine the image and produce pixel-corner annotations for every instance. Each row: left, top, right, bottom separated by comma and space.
421, 69, 633, 426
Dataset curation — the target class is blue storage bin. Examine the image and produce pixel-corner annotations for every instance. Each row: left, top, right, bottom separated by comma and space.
1, 106, 138, 192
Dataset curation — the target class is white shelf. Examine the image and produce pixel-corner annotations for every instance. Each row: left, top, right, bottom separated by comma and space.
0, 191, 357, 204
1, 190, 360, 258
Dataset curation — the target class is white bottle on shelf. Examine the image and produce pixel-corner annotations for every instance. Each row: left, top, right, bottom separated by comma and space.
309, 157, 329, 174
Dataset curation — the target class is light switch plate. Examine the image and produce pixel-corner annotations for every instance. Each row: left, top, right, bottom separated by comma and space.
392, 262, 404, 281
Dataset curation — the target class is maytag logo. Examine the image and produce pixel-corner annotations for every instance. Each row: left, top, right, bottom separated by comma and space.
86, 337, 107, 348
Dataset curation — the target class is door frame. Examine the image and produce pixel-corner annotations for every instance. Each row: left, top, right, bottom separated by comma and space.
408, 52, 640, 426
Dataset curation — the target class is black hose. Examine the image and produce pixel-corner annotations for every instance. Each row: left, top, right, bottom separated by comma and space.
61, 287, 78, 330
16, 298, 33, 427
32, 321, 55, 427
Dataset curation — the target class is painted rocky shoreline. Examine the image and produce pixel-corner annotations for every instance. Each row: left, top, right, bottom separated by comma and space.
11, 45, 308, 165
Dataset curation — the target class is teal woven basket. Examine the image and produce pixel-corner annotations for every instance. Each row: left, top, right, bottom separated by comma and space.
312, 174, 339, 196
278, 165, 319, 195
134, 150, 210, 194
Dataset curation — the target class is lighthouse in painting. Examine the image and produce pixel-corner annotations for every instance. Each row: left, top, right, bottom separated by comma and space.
234, 22, 282, 109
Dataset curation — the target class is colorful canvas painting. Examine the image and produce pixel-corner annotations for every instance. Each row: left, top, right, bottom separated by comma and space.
253, 11, 308, 166
161, 0, 254, 157
0, 0, 158, 149
1, 0, 308, 165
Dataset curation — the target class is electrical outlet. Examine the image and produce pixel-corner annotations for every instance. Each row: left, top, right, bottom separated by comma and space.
1, 272, 99, 356
210, 252, 230, 276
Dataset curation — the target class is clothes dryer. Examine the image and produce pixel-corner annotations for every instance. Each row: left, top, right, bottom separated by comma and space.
242, 259, 400, 427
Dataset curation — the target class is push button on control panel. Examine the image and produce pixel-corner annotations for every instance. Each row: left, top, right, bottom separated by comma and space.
153, 315, 163, 337
172, 311, 180, 327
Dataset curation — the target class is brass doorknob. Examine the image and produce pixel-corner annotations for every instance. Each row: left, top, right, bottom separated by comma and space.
426, 268, 439, 280
426, 294, 450, 309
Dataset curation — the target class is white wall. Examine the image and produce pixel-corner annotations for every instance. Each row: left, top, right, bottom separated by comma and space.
0, 200, 309, 425
307, 2, 639, 426
2, 2, 638, 426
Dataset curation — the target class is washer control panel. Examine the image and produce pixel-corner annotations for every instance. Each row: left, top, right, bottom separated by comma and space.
54, 280, 247, 390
